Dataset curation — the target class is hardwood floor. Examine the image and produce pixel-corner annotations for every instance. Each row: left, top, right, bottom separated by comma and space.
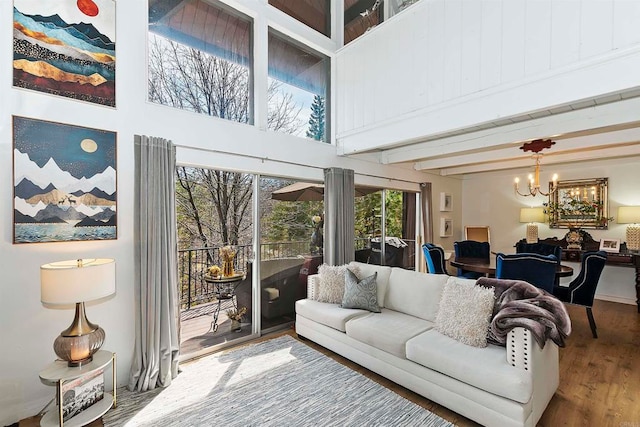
19, 300, 639, 426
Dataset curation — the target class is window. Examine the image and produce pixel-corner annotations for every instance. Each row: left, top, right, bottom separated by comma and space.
148, 0, 253, 124
269, 0, 330, 37
268, 29, 330, 142
344, 0, 383, 44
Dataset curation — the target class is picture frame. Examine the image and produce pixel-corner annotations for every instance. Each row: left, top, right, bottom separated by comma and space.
13, 0, 116, 107
440, 192, 452, 212
13, 116, 117, 243
60, 369, 104, 422
599, 238, 620, 253
440, 218, 453, 237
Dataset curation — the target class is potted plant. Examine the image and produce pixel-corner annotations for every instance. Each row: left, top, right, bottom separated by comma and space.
226, 306, 247, 332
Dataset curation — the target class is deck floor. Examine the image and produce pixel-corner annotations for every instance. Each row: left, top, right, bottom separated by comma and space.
179, 299, 252, 355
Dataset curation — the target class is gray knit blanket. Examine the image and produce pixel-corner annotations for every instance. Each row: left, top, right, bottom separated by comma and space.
477, 277, 571, 348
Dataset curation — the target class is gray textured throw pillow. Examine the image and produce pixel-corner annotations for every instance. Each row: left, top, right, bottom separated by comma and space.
435, 280, 495, 347
317, 264, 360, 304
340, 269, 380, 312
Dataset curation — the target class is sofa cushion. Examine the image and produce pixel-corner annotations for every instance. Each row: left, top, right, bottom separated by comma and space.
406, 329, 533, 403
435, 278, 495, 347
341, 270, 380, 312
349, 262, 392, 307
295, 299, 370, 332
385, 268, 449, 322
317, 264, 360, 304
345, 309, 433, 358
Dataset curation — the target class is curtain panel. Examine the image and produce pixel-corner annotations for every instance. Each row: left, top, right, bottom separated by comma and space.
129, 135, 180, 391
419, 183, 433, 273
324, 168, 355, 265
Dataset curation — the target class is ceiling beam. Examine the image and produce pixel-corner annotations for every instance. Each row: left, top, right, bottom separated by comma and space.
378, 96, 640, 165
414, 127, 640, 170
438, 144, 640, 175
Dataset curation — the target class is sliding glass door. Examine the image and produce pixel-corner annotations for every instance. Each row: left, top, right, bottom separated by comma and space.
175, 166, 255, 358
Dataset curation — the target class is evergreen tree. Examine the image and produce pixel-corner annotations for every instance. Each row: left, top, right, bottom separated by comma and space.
306, 95, 326, 142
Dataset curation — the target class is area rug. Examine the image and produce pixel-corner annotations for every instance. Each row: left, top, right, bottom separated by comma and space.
104, 335, 455, 426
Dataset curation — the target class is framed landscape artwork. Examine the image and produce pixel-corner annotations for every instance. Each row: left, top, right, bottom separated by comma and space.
13, 0, 116, 107
13, 116, 117, 244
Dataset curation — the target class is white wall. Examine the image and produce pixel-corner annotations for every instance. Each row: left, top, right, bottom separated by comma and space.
0, 1, 455, 424
336, 0, 640, 153
461, 157, 640, 305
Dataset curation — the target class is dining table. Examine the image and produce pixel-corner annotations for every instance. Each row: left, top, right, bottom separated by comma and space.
449, 256, 574, 278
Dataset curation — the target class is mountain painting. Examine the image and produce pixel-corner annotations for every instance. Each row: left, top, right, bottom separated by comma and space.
13, 0, 116, 107
13, 116, 117, 244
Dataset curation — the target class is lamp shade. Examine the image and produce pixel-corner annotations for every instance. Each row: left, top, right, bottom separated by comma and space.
617, 206, 640, 224
41, 258, 116, 305
520, 207, 545, 223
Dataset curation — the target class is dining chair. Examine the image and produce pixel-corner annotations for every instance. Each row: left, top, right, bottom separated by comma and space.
422, 243, 448, 275
552, 251, 607, 338
515, 242, 562, 264
495, 252, 558, 293
453, 240, 490, 279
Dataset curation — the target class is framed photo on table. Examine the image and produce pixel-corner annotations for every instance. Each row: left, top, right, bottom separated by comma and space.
440, 218, 453, 237
440, 192, 452, 212
599, 238, 620, 253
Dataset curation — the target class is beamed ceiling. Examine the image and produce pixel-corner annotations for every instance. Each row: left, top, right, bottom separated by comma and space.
343, 88, 640, 177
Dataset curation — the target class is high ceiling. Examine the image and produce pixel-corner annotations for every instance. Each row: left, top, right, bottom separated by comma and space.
345, 88, 640, 177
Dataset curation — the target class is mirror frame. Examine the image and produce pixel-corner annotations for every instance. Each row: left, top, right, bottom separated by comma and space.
547, 177, 609, 229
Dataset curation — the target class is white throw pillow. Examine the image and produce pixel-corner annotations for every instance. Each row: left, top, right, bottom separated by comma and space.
317, 264, 360, 304
435, 280, 495, 347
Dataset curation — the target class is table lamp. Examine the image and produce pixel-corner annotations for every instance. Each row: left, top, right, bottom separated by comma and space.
617, 206, 640, 251
520, 207, 545, 243
41, 258, 116, 367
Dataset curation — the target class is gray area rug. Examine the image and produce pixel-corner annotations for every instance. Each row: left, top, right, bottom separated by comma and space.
104, 335, 455, 426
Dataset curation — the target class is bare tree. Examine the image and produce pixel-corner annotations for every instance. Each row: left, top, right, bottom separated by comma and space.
149, 33, 306, 249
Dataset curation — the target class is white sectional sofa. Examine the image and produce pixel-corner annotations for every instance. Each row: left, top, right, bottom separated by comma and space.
295, 262, 559, 427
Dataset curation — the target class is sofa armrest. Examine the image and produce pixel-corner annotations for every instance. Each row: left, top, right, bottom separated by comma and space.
507, 327, 559, 373
307, 274, 321, 300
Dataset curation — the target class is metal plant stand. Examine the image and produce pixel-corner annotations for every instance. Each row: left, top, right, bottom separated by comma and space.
204, 273, 244, 333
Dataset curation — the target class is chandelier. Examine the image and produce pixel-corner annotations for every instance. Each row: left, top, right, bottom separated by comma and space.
514, 139, 558, 197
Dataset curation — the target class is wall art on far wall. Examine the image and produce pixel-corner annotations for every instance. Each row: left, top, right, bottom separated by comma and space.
440, 192, 452, 212
440, 218, 452, 237
13, 116, 117, 244
13, 0, 116, 107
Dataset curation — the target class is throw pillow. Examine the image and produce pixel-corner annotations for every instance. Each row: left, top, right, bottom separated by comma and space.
435, 280, 495, 347
317, 264, 360, 304
340, 269, 380, 312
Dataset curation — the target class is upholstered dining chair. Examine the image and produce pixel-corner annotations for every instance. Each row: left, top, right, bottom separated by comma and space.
515, 242, 562, 263
495, 252, 558, 293
453, 240, 490, 279
422, 243, 448, 275
552, 251, 607, 338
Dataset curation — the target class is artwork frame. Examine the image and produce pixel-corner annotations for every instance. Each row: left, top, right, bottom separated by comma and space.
13, 0, 116, 107
440, 192, 452, 212
440, 218, 453, 237
599, 238, 620, 253
13, 116, 117, 244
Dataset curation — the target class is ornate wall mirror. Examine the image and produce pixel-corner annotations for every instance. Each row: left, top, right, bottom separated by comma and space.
545, 178, 610, 229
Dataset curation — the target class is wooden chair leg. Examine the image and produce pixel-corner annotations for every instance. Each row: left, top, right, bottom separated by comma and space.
586, 307, 598, 338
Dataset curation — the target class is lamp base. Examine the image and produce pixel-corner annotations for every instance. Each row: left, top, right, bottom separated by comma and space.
54, 326, 105, 367
627, 225, 640, 251
526, 223, 539, 244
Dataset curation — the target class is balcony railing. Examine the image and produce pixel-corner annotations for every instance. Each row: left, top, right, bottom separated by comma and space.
178, 238, 415, 309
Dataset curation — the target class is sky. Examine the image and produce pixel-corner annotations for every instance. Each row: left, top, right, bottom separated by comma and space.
14, 0, 116, 41
13, 116, 116, 179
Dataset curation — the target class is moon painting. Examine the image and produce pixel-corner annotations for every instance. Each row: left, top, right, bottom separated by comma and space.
13, 0, 116, 106
13, 116, 117, 243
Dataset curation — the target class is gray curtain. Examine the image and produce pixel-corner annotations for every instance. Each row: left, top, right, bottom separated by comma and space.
420, 183, 433, 272
129, 135, 180, 391
324, 168, 355, 265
